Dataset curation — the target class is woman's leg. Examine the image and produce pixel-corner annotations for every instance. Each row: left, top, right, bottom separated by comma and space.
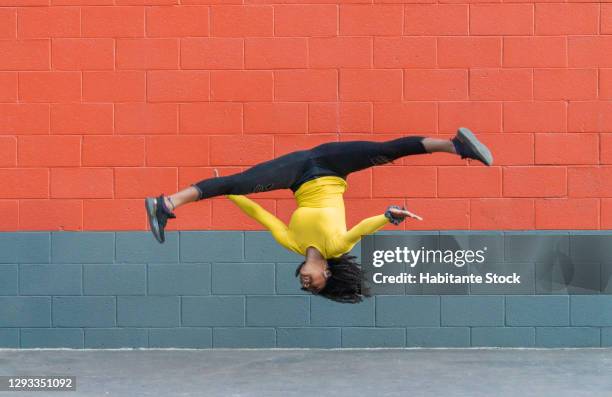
163, 149, 310, 212
146, 148, 311, 243
421, 137, 457, 154
162, 186, 199, 211
309, 130, 491, 179
309, 135, 450, 178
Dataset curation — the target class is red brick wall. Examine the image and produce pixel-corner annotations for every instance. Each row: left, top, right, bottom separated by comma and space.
1, 2, 611, 231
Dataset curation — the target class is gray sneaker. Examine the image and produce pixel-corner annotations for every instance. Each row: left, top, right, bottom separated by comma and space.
145, 195, 176, 244
452, 127, 494, 166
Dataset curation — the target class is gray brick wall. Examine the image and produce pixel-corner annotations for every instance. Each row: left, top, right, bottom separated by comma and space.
0, 231, 611, 348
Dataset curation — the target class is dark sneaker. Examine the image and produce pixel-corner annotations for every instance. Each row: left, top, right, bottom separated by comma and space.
452, 127, 494, 166
145, 195, 176, 244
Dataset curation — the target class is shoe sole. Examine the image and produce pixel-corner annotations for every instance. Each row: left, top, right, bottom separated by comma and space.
457, 127, 494, 166
144, 197, 164, 244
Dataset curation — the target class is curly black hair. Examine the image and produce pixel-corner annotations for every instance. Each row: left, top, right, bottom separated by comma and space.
295, 253, 371, 304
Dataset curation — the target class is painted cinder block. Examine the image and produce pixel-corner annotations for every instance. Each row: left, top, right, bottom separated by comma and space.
0, 104, 49, 135
275, 69, 337, 102
244, 232, 303, 262
469, 69, 533, 101
17, 7, 80, 39
569, 234, 612, 263
81, 6, 145, 38
405, 327, 470, 347
244, 38, 307, 70
0, 329, 19, 348
471, 327, 535, 347
82, 136, 144, 167
53, 297, 116, 327
180, 231, 243, 263
341, 327, 405, 348
182, 296, 245, 327
535, 327, 600, 347
603, 263, 612, 294
535, 260, 601, 295
506, 296, 569, 326
441, 296, 505, 326
470, 199, 535, 230
601, 328, 612, 347
244, 103, 308, 134
375, 296, 440, 327
246, 296, 309, 327
535, 134, 599, 168
0, 265, 17, 295
210, 6, 273, 38
149, 328, 212, 348
276, 328, 341, 348
19, 200, 82, 231
85, 70, 143, 102
504, 233, 569, 263
83, 264, 146, 295
212, 328, 276, 348
274, 5, 337, 38
20, 328, 83, 348
19, 264, 81, 296
0, 297, 50, 327
114, 167, 177, 199
180, 40, 244, 71
502, 166, 567, 197
340, 5, 403, 36
404, 5, 468, 36
502, 37, 566, 69
311, 296, 375, 326
51, 232, 114, 264
212, 262, 273, 295
116, 232, 179, 263
148, 264, 211, 295
470, 4, 534, 36
0, 233, 50, 264
146, 134, 210, 164
117, 296, 180, 327
209, 135, 273, 168
275, 262, 308, 295
571, 296, 612, 326
146, 6, 210, 38
84, 328, 148, 349
534, 3, 599, 36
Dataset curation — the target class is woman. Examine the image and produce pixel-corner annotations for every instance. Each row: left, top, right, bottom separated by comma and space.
145, 128, 493, 303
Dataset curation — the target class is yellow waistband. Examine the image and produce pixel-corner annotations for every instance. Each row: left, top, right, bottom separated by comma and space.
294, 175, 347, 196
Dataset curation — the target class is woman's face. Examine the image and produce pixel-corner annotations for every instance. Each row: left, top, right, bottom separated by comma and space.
298, 258, 331, 293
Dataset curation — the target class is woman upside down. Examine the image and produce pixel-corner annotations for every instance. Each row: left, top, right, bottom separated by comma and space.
145, 128, 493, 303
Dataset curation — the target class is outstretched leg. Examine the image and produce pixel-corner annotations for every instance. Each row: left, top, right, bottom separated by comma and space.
145, 149, 311, 242
168, 149, 310, 211
306, 136, 439, 178
308, 128, 492, 179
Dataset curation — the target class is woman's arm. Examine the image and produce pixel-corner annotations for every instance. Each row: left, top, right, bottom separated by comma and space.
344, 205, 422, 247
344, 214, 390, 247
226, 194, 293, 249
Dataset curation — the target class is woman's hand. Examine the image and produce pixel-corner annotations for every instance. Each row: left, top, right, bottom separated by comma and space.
388, 206, 423, 221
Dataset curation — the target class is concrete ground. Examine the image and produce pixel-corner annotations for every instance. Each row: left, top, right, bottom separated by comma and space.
1, 349, 611, 397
